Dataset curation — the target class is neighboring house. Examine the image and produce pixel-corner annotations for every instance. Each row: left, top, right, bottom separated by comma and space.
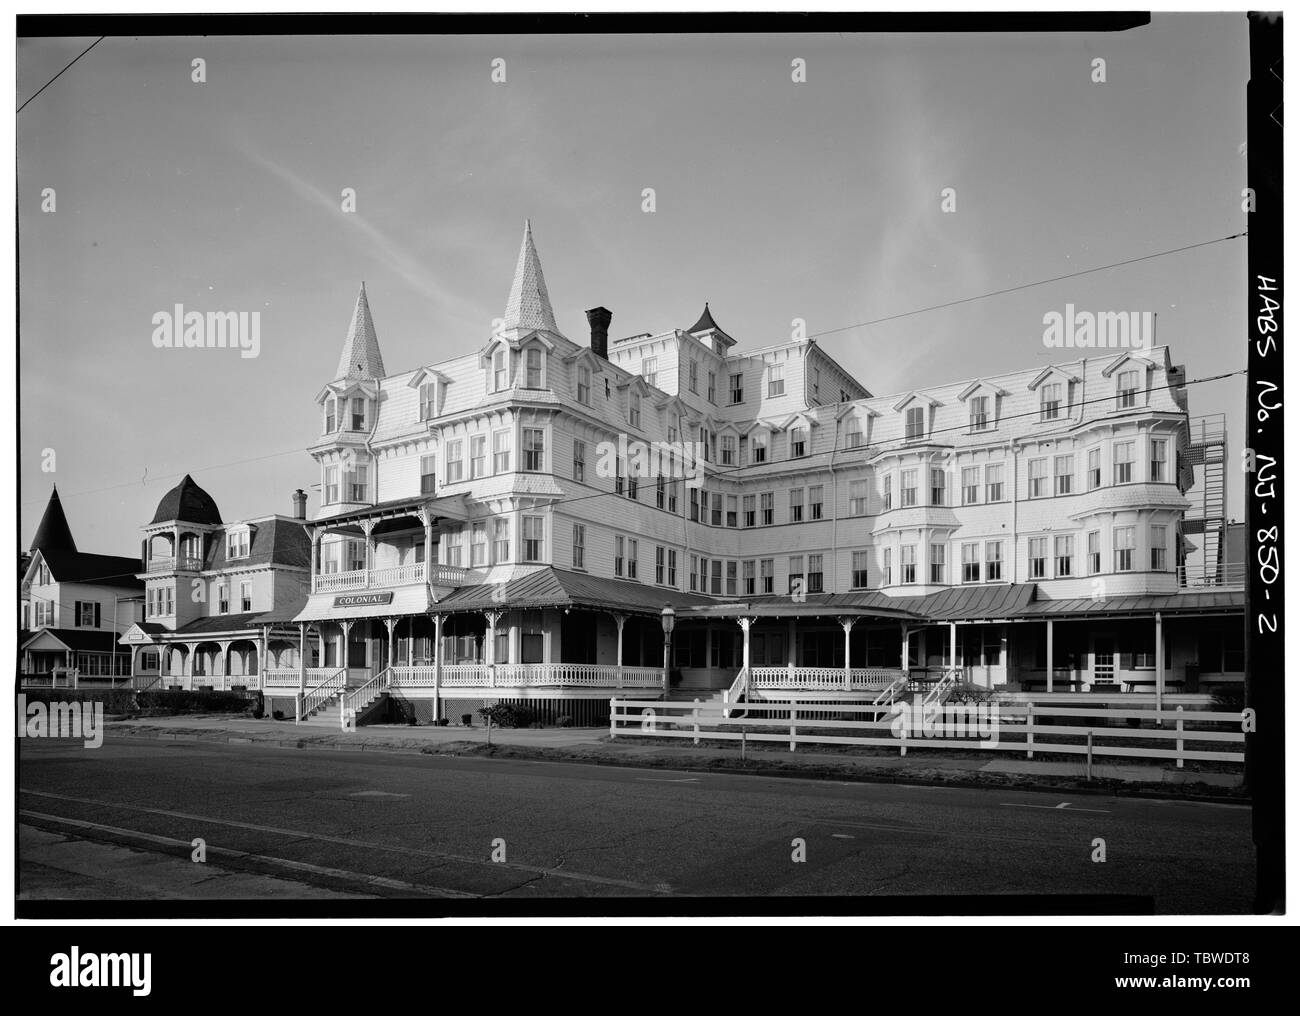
282, 221, 1243, 725
20, 486, 145, 682
119, 476, 313, 688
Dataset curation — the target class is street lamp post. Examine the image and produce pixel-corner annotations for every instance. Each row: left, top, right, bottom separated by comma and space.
660, 604, 676, 700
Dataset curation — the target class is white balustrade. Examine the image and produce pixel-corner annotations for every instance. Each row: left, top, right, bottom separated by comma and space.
750, 666, 904, 691
314, 569, 366, 593
368, 562, 426, 587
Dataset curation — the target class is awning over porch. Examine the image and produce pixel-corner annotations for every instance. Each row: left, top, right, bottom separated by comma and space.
311, 493, 470, 528
1011, 589, 1245, 620
294, 581, 432, 622
435, 568, 714, 617
686, 583, 1037, 623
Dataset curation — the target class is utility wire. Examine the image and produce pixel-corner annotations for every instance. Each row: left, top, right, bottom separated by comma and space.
17, 36, 104, 114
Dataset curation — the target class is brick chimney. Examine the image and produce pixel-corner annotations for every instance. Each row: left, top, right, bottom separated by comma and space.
586, 306, 612, 360
291, 489, 307, 520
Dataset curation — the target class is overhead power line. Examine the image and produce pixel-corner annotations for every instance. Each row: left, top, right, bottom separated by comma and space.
17, 36, 104, 114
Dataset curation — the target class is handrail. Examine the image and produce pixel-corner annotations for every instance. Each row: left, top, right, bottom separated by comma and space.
342, 668, 393, 718
872, 671, 911, 709
923, 668, 960, 708
298, 668, 347, 720
722, 667, 749, 718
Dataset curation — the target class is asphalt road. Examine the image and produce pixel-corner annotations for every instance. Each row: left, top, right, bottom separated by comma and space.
18, 737, 1255, 912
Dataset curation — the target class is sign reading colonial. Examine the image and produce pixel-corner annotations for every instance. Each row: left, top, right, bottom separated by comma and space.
333, 592, 395, 607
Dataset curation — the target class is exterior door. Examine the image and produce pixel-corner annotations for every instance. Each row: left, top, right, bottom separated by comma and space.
1092, 636, 1116, 685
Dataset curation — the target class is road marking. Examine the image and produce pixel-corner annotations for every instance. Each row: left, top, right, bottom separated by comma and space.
999, 802, 1111, 814
349, 791, 409, 798
20, 811, 472, 898
634, 777, 700, 783
831, 833, 856, 839
19, 788, 673, 895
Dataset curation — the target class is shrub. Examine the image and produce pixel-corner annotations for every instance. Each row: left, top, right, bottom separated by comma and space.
437, 717, 449, 727
476, 702, 533, 728
461, 713, 473, 727
272, 709, 285, 721
556, 715, 573, 728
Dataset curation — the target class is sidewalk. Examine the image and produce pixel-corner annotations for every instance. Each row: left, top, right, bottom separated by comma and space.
100, 714, 1245, 799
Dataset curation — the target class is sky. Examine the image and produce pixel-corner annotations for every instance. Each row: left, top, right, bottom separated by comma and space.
18, 15, 1250, 554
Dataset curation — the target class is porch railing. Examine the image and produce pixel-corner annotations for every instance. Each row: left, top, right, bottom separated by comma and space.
750, 666, 903, 692
264, 667, 339, 689
314, 569, 367, 593
394, 663, 664, 689
368, 563, 425, 587
313, 562, 474, 593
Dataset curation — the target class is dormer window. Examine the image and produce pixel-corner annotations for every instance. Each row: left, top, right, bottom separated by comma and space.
350, 397, 367, 431
905, 406, 925, 441
324, 397, 337, 433
845, 416, 862, 449
752, 432, 768, 464
1040, 383, 1063, 422
524, 347, 543, 389
577, 365, 591, 404
226, 529, 250, 560
419, 382, 438, 421
493, 350, 508, 391
791, 426, 809, 458
969, 396, 990, 432
1117, 369, 1139, 409
629, 392, 641, 429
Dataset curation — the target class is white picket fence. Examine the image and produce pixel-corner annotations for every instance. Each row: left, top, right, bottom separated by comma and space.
609, 698, 1245, 768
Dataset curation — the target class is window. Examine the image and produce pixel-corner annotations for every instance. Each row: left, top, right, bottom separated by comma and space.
493, 430, 511, 473
969, 395, 990, 432
470, 436, 487, 479
905, 406, 925, 441
421, 454, 437, 495
667, 549, 677, 587
614, 535, 625, 577
688, 360, 698, 394
1150, 439, 1168, 482
901, 545, 917, 584
1028, 537, 1047, 579
347, 463, 369, 502
1028, 458, 1048, 498
420, 382, 438, 421
1087, 447, 1102, 490
752, 432, 768, 463
760, 558, 774, 594
962, 466, 980, 505
768, 364, 785, 398
1117, 369, 1139, 408
726, 495, 738, 528
930, 467, 945, 506
324, 397, 337, 433
346, 539, 366, 572
986, 541, 1003, 582
711, 493, 723, 527
883, 474, 892, 511
730, 372, 744, 404
523, 428, 544, 472
807, 554, 824, 593
883, 548, 893, 585
689, 554, 699, 592
849, 480, 868, 516
445, 529, 464, 567
615, 459, 625, 497
218, 584, 229, 614
577, 365, 590, 404
492, 518, 510, 563
1040, 383, 1062, 422
962, 543, 981, 583
240, 580, 252, 612
726, 560, 737, 595
790, 426, 808, 458
930, 543, 946, 583
787, 555, 804, 595
627, 539, 639, 580
698, 556, 708, 593
845, 416, 863, 449
770, 432, 785, 461
472, 524, 487, 567
627, 467, 639, 501
493, 350, 508, 391
656, 478, 666, 510
1054, 535, 1074, 577
985, 463, 1004, 502
809, 485, 823, 520
74, 601, 96, 627
1087, 531, 1101, 574
761, 492, 774, 525
1054, 454, 1074, 496
737, 495, 753, 528
710, 558, 721, 594
852, 551, 870, 589
744, 559, 757, 595
351, 397, 367, 431
227, 530, 249, 559
655, 545, 665, 585
1150, 524, 1168, 571
517, 516, 544, 563
790, 488, 804, 522
707, 371, 716, 404
901, 469, 918, 507
1114, 441, 1134, 484
1114, 525, 1135, 572
642, 356, 658, 387
721, 435, 736, 466
667, 478, 678, 514
446, 440, 464, 482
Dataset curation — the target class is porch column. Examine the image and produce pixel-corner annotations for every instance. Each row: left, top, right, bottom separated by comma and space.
384, 617, 397, 674
259, 626, 268, 678
309, 528, 321, 593
361, 521, 376, 589
433, 613, 444, 722
317, 625, 326, 668
340, 619, 354, 675
949, 622, 958, 675
1155, 612, 1164, 715
129, 645, 139, 681
738, 617, 753, 673
900, 624, 910, 676
840, 617, 856, 689
1046, 619, 1054, 693
422, 511, 434, 585
613, 613, 626, 683
297, 622, 307, 721
485, 610, 502, 686
185, 644, 197, 678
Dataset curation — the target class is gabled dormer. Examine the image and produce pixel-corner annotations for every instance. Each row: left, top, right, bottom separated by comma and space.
316, 378, 380, 435
565, 346, 609, 409
957, 378, 1009, 433
480, 331, 556, 395
1101, 352, 1156, 410
618, 374, 654, 431
408, 366, 450, 422
838, 402, 879, 450
1027, 365, 1081, 423
893, 391, 941, 442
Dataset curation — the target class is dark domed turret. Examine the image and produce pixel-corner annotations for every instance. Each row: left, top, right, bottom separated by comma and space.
150, 474, 222, 526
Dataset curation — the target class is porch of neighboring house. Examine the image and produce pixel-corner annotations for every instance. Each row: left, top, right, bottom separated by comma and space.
20, 628, 133, 687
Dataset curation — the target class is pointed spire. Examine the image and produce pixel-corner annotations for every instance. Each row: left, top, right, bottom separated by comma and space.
688, 302, 719, 335
31, 485, 77, 554
335, 282, 386, 381
502, 219, 559, 337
